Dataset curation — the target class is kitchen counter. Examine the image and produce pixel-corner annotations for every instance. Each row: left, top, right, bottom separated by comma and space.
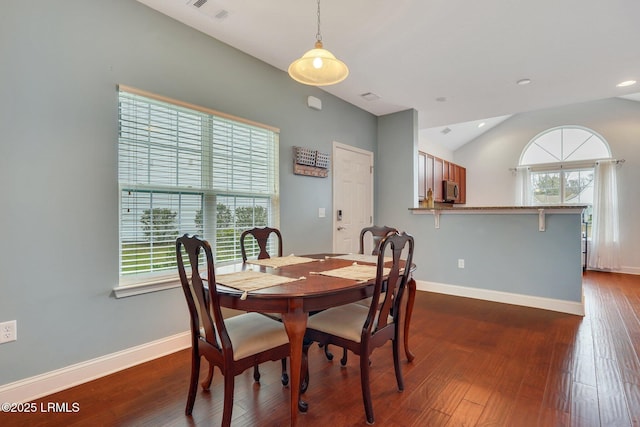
410, 204, 587, 212
410, 205, 586, 230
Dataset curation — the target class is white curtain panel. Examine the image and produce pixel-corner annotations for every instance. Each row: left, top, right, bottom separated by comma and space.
515, 166, 531, 206
588, 160, 620, 270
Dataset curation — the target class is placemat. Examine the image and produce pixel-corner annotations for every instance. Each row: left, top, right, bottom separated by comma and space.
314, 264, 389, 282
216, 270, 300, 299
246, 255, 319, 268
330, 254, 391, 264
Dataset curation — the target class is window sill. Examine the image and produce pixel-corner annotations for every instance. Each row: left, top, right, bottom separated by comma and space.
113, 277, 181, 298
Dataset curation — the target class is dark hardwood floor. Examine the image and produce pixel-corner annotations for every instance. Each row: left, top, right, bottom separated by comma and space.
2, 271, 639, 426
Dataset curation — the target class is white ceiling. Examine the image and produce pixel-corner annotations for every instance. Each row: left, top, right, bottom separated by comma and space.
138, 0, 640, 150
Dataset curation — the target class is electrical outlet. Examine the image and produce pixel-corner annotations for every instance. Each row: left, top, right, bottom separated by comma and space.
458, 259, 465, 269
0, 320, 17, 344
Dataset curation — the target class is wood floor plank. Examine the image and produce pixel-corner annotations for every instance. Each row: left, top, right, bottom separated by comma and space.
570, 381, 599, 427
573, 320, 598, 388
462, 351, 508, 407
541, 343, 573, 414
474, 391, 516, 427
2, 271, 640, 426
622, 382, 640, 426
538, 406, 570, 427
594, 356, 632, 427
445, 398, 484, 427
504, 396, 543, 427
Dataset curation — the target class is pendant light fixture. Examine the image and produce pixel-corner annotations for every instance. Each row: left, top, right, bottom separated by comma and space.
288, 0, 349, 86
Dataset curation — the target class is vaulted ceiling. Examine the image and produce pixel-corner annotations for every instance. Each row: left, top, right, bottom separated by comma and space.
139, 0, 640, 149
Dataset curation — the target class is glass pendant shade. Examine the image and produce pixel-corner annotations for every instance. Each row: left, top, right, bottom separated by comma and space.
288, 41, 349, 86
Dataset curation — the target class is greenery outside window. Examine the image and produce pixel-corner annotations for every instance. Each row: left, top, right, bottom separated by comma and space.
530, 168, 594, 205
117, 86, 279, 289
520, 126, 611, 238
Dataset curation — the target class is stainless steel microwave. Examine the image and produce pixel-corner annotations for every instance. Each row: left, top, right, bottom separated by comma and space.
443, 180, 459, 202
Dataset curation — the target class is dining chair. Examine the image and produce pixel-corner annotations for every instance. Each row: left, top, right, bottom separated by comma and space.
359, 225, 398, 256
240, 226, 283, 262
304, 231, 414, 424
323, 225, 399, 365
239, 226, 288, 384
176, 234, 291, 426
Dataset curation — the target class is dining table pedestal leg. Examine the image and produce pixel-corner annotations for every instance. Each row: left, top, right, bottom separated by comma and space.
281, 304, 308, 426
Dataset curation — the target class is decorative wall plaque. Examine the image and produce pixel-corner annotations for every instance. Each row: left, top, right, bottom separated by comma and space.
293, 146, 330, 177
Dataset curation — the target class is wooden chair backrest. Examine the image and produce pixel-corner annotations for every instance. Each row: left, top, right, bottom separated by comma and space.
240, 227, 283, 261
176, 234, 231, 360
359, 225, 398, 255
366, 231, 414, 336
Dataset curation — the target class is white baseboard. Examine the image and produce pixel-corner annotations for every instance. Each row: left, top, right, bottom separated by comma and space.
0, 331, 191, 404
416, 280, 585, 316
617, 266, 640, 275
0, 277, 593, 404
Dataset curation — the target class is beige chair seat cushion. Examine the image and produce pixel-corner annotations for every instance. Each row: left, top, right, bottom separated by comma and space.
224, 312, 290, 360
306, 303, 393, 343
356, 297, 372, 307
355, 292, 385, 307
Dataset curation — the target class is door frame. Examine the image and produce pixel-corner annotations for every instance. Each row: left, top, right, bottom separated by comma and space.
332, 141, 374, 253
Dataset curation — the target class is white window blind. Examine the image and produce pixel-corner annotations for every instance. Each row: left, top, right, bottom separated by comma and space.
117, 86, 279, 285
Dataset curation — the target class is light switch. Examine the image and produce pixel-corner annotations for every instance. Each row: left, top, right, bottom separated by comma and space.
318, 208, 326, 218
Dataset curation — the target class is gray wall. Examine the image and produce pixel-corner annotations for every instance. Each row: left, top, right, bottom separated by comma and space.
407, 211, 583, 302
3, 0, 636, 388
376, 111, 583, 304
0, 0, 377, 384
374, 97, 640, 309
376, 109, 419, 229
455, 98, 640, 274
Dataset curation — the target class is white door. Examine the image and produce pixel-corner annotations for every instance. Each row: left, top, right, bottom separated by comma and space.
332, 142, 374, 253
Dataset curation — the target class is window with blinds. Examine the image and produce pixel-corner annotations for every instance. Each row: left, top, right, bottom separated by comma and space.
118, 87, 279, 285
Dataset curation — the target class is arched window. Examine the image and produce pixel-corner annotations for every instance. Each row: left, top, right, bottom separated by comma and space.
519, 126, 611, 207
521, 126, 610, 165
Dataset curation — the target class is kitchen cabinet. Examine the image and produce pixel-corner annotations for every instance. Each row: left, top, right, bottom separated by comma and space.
426, 154, 434, 200
418, 152, 426, 201
456, 164, 466, 204
418, 151, 466, 204
433, 156, 444, 202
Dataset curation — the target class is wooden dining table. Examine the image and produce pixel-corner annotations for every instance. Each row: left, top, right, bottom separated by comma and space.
214, 253, 416, 426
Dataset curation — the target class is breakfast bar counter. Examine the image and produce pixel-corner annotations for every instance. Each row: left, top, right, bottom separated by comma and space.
410, 205, 586, 230
407, 205, 587, 315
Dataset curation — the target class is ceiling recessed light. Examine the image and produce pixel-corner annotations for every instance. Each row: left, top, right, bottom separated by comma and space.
616, 80, 637, 88
478, 122, 486, 128
517, 78, 532, 86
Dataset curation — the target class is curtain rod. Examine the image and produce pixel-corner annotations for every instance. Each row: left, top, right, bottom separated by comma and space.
509, 158, 625, 172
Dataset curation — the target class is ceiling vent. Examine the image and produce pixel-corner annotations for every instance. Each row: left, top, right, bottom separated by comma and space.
189, 0, 229, 21
441, 127, 452, 135
360, 92, 380, 101
214, 9, 229, 20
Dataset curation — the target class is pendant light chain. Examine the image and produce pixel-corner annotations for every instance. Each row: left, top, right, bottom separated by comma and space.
316, 0, 322, 43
